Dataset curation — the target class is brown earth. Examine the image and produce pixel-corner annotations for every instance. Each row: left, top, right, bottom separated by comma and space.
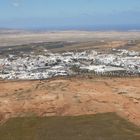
51, 40, 128, 52
0, 77, 140, 126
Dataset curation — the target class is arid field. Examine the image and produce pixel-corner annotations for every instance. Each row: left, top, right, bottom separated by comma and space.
0, 30, 140, 46
0, 77, 140, 126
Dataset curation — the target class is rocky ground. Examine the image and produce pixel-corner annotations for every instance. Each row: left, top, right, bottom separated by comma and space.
0, 77, 139, 126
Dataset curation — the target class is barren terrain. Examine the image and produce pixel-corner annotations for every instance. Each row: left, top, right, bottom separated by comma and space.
0, 77, 139, 126
0, 31, 140, 50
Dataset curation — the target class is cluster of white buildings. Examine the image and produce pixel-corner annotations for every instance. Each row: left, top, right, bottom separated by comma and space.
0, 49, 139, 80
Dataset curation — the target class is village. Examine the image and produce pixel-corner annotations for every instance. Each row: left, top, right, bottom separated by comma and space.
0, 48, 139, 80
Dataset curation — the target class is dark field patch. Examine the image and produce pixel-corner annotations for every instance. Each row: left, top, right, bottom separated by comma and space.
0, 41, 108, 56
0, 113, 140, 140
0, 42, 66, 56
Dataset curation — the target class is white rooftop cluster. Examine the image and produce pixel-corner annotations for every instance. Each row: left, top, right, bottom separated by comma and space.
0, 49, 139, 80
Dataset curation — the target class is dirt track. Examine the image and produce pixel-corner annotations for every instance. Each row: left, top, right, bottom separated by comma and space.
0, 77, 140, 126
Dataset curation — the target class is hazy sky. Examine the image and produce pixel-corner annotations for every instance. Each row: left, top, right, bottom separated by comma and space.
0, 0, 140, 29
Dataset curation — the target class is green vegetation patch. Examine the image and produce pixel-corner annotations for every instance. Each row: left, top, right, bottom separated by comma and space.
0, 113, 140, 140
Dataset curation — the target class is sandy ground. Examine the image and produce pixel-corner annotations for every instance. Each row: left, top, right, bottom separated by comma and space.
0, 31, 140, 47
0, 77, 139, 126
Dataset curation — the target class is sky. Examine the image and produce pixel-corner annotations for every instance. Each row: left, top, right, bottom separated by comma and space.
0, 0, 140, 30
